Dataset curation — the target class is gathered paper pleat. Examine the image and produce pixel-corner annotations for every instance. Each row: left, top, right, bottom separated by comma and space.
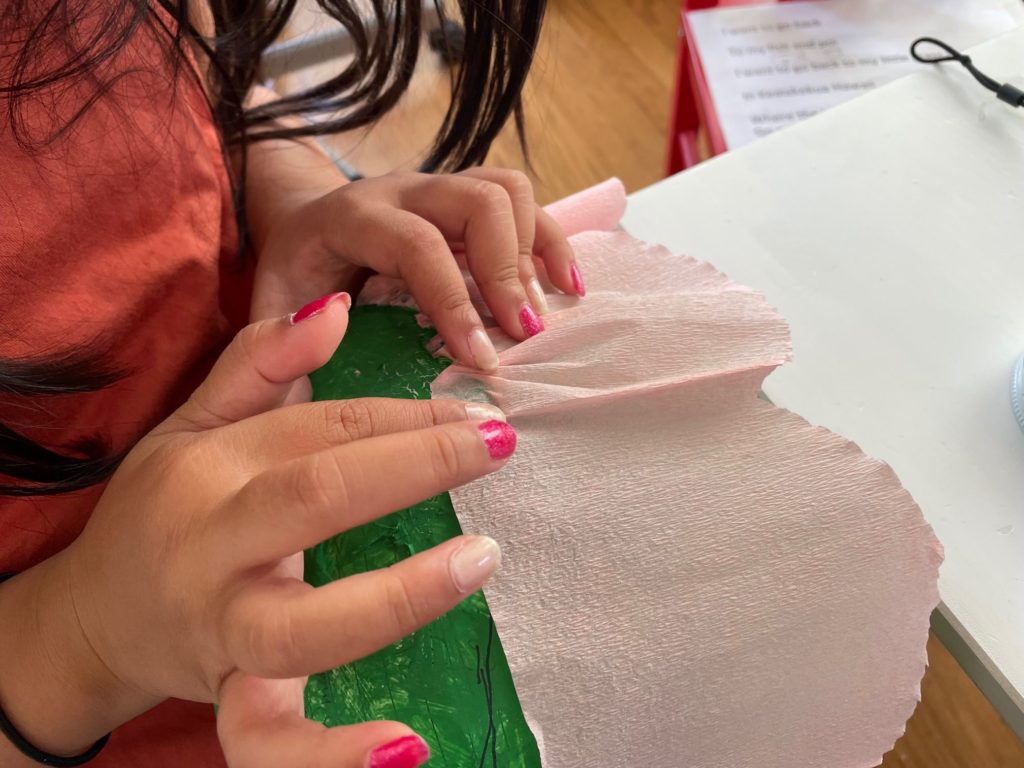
430, 227, 942, 768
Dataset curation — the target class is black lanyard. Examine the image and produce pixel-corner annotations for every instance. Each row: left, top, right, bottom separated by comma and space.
911, 36, 1024, 108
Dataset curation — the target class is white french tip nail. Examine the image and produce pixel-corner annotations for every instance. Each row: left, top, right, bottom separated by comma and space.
450, 536, 502, 593
526, 277, 550, 314
465, 403, 506, 422
467, 328, 500, 371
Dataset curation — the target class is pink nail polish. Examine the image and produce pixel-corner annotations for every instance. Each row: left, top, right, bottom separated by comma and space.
368, 735, 429, 768
479, 420, 517, 460
570, 263, 586, 297
518, 303, 544, 337
290, 292, 350, 324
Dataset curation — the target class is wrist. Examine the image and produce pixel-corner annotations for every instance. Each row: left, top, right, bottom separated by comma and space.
0, 551, 158, 757
254, 191, 325, 266
245, 141, 349, 261
250, 192, 363, 320
250, 186, 327, 258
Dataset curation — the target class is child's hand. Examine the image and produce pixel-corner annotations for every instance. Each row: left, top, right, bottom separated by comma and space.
251, 168, 582, 371
0, 294, 512, 767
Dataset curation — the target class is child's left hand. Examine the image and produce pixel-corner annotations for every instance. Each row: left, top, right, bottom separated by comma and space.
250, 168, 582, 371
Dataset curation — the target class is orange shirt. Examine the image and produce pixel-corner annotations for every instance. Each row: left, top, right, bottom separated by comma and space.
0, 11, 247, 767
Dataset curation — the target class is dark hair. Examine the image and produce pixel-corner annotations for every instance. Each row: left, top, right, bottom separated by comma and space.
0, 352, 128, 496
0, 0, 545, 496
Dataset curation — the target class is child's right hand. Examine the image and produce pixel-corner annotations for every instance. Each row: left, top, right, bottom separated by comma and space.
0, 293, 513, 767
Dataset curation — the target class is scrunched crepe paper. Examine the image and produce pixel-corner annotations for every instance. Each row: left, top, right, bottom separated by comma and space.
300, 178, 629, 765
309, 177, 942, 768
432, 204, 942, 767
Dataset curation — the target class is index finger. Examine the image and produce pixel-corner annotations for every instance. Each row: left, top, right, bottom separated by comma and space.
218, 397, 506, 467
217, 419, 517, 566
398, 176, 542, 342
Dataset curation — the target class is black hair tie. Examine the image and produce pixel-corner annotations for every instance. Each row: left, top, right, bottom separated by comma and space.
0, 573, 111, 765
911, 36, 1024, 108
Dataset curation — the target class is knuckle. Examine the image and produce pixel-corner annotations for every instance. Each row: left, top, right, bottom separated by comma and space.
427, 429, 464, 483
502, 169, 534, 201
232, 320, 271, 362
326, 399, 378, 444
232, 320, 260, 351
345, 196, 385, 229
395, 218, 447, 254
469, 179, 512, 213
248, 604, 300, 677
179, 393, 224, 430
425, 400, 457, 428
479, 260, 522, 290
289, 452, 349, 520
436, 285, 472, 316
382, 572, 424, 636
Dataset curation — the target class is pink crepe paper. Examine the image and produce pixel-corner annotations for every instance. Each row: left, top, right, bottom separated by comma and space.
426, 184, 942, 768
542, 177, 627, 237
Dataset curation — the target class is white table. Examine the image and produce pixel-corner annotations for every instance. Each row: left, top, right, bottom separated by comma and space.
622, 27, 1024, 738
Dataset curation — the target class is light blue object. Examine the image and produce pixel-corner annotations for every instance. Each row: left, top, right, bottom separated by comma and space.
1012, 354, 1024, 433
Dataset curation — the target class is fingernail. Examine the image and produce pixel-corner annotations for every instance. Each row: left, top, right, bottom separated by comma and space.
526, 277, 550, 314
368, 734, 430, 768
467, 328, 500, 371
465, 403, 506, 422
570, 263, 586, 297
450, 536, 502, 593
290, 292, 350, 324
518, 303, 544, 337
479, 419, 517, 460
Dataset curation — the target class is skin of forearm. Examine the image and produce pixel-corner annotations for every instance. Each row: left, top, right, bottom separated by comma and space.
241, 85, 351, 258
0, 551, 158, 762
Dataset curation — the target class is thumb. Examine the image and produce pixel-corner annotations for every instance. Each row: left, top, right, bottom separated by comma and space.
217, 673, 429, 768
166, 292, 350, 432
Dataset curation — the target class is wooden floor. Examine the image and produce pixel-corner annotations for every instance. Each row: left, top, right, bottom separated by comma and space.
278, 2, 1024, 765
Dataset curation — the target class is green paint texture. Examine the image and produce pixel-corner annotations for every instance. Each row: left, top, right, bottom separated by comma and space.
304, 306, 541, 768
